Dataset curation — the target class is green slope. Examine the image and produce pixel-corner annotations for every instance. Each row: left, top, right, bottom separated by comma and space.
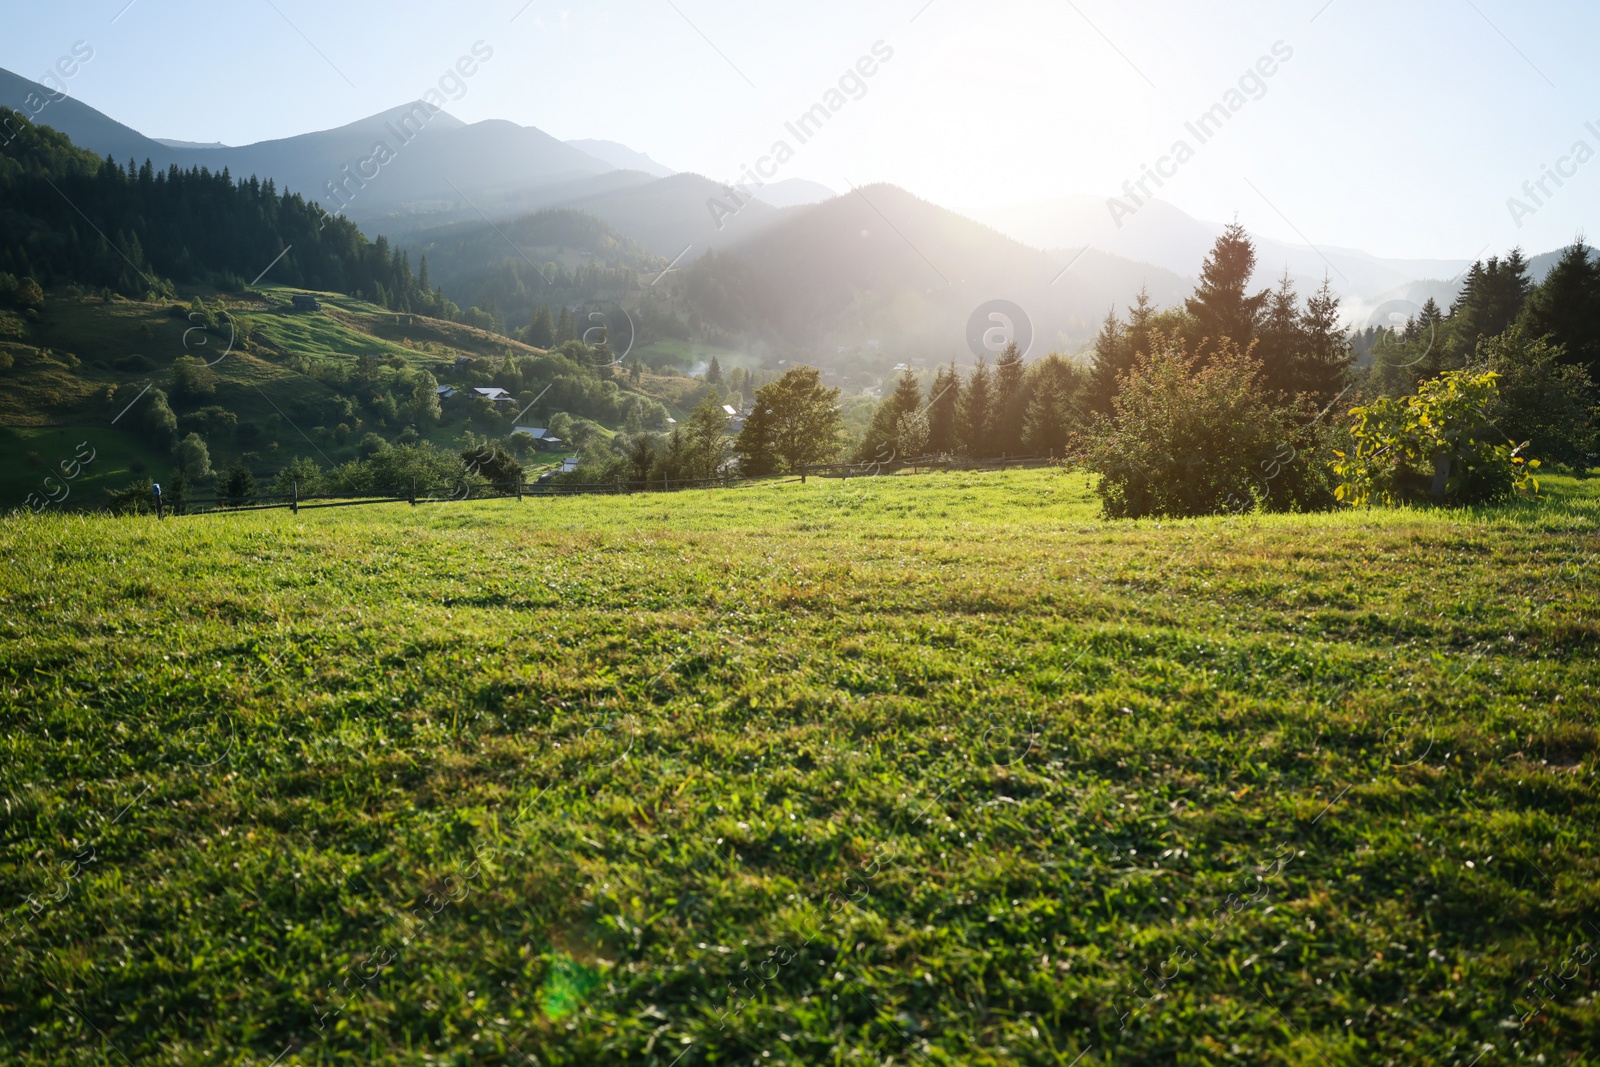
0, 286, 679, 510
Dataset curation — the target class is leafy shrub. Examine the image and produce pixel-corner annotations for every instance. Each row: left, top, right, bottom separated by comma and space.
221, 464, 256, 507
460, 444, 524, 493
107, 478, 156, 515
270, 456, 324, 498
171, 355, 217, 402
1476, 326, 1597, 470
1332, 369, 1538, 507
1084, 336, 1301, 518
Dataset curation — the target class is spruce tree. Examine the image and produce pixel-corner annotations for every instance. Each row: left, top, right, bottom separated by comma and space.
1297, 277, 1354, 407
555, 306, 576, 345
527, 305, 555, 349
1087, 309, 1126, 415
960, 358, 993, 456
1450, 251, 1533, 357
1255, 272, 1302, 397
1185, 222, 1267, 353
707, 355, 723, 386
989, 342, 1028, 455
1519, 241, 1600, 382
856, 369, 924, 463
926, 363, 963, 453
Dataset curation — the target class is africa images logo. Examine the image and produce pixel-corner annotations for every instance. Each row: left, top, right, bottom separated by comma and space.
966, 299, 1033, 360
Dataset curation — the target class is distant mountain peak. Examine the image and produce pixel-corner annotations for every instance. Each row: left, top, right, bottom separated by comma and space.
154, 137, 228, 150
566, 138, 673, 177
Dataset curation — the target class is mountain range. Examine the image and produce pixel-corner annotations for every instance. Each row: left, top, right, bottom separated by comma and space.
2, 66, 1571, 357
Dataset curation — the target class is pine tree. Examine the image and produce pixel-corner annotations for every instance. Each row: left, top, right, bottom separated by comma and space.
706, 355, 723, 386
1125, 286, 1157, 357
222, 463, 257, 506
527, 306, 555, 349
989, 342, 1028, 455
1450, 251, 1533, 357
960, 358, 993, 455
733, 400, 777, 476
1185, 222, 1267, 352
1297, 277, 1353, 407
1255, 272, 1302, 397
857, 369, 924, 463
555, 306, 576, 345
926, 363, 962, 453
686, 390, 729, 478
1021, 355, 1080, 456
1519, 241, 1600, 382
1087, 309, 1126, 415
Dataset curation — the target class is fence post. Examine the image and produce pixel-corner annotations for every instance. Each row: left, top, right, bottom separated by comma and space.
800, 465, 806, 484
516, 479, 523, 502
409, 478, 417, 506
154, 484, 163, 520
291, 481, 299, 515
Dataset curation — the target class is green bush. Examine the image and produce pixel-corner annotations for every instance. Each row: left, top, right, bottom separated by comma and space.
1084, 336, 1301, 518
1476, 326, 1597, 471
1333, 369, 1538, 507
106, 478, 156, 515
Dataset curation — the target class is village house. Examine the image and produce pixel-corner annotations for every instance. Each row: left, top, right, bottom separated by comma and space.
513, 426, 566, 452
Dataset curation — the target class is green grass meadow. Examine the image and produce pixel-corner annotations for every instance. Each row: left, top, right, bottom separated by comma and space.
1, 469, 1597, 1065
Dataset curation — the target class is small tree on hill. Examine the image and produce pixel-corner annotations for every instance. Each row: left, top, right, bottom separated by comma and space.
738, 366, 843, 473
527, 305, 555, 349
176, 432, 213, 481
460, 443, 524, 493
222, 463, 256, 507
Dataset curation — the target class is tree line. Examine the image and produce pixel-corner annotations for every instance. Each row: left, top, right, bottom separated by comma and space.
0, 107, 439, 314
844, 222, 1594, 515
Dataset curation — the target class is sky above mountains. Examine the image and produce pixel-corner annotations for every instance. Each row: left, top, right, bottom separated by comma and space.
5, 0, 1596, 261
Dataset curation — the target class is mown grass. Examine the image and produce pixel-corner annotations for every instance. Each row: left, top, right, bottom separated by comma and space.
1, 468, 1597, 1066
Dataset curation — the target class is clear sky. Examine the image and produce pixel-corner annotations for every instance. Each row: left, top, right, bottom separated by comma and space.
4, 0, 1596, 260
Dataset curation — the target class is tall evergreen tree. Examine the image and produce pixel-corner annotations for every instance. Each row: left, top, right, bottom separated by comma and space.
926, 363, 963, 453
1449, 251, 1533, 357
1519, 241, 1600, 383
706, 355, 723, 386
857, 369, 924, 463
1021, 354, 1080, 456
733, 399, 778, 475
555, 306, 576, 345
1185, 222, 1267, 352
1297, 277, 1354, 407
1087, 308, 1127, 415
1255, 272, 1302, 397
989, 342, 1028, 455
959, 357, 993, 455
527, 305, 555, 349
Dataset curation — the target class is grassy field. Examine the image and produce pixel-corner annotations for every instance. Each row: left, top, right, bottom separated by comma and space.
1, 468, 1597, 1066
